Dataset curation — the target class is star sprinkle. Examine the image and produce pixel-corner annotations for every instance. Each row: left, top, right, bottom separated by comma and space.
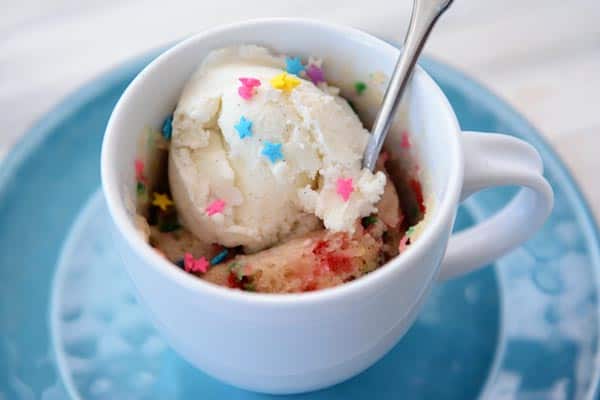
162, 115, 173, 140
401, 131, 411, 149
240, 77, 261, 88
184, 252, 209, 273
234, 116, 253, 139
270, 72, 300, 92
152, 193, 174, 211
336, 178, 354, 202
134, 159, 146, 182
238, 86, 254, 100
205, 199, 226, 216
261, 141, 284, 163
238, 77, 261, 100
354, 81, 367, 95
210, 249, 229, 265
305, 64, 325, 85
285, 56, 305, 76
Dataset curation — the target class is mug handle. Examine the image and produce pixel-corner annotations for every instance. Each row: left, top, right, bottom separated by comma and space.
437, 131, 554, 281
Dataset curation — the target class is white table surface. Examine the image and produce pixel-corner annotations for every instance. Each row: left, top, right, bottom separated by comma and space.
2, 0, 599, 217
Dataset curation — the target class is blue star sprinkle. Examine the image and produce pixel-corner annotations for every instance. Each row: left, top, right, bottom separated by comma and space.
285, 56, 305, 76
261, 141, 284, 163
162, 114, 173, 140
234, 116, 253, 139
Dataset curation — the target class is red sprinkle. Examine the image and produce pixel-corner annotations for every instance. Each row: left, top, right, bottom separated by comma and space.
303, 281, 318, 292
380, 151, 390, 163
134, 159, 146, 182
312, 239, 328, 255
401, 131, 411, 149
227, 272, 242, 289
312, 239, 352, 274
327, 253, 352, 274
409, 179, 426, 214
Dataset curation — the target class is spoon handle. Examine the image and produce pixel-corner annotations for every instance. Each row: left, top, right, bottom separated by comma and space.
362, 0, 453, 171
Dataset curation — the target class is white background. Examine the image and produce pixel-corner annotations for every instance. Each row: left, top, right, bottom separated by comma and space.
2, 0, 599, 216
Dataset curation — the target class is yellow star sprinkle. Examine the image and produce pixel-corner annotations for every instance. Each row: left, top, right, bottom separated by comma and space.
152, 193, 174, 211
270, 72, 301, 92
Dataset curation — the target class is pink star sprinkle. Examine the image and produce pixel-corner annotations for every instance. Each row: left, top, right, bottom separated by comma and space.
134, 159, 146, 182
336, 178, 354, 202
238, 77, 261, 100
401, 131, 411, 149
184, 252, 210, 273
238, 86, 253, 99
306, 65, 325, 85
205, 199, 226, 216
239, 77, 261, 88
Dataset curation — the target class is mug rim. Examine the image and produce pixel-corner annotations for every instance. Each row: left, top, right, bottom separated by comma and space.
101, 17, 464, 307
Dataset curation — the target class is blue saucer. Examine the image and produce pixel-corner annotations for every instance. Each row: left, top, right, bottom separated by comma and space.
0, 52, 598, 399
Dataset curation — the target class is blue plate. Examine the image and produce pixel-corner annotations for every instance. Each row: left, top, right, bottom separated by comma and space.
0, 51, 598, 399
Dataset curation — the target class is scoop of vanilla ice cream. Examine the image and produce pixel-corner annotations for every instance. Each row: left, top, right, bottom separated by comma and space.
169, 46, 386, 251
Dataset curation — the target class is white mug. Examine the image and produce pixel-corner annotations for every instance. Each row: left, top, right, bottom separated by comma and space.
101, 18, 553, 394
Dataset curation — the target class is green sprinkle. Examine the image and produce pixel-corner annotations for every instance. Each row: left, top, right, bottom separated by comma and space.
361, 215, 378, 228
354, 81, 367, 95
228, 262, 239, 272
228, 262, 245, 280
235, 266, 245, 281
406, 226, 416, 236
242, 282, 256, 292
146, 128, 156, 150
136, 182, 145, 195
157, 212, 181, 232
159, 221, 182, 233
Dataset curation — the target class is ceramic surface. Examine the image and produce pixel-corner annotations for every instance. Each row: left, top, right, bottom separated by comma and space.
0, 50, 595, 399
100, 20, 551, 393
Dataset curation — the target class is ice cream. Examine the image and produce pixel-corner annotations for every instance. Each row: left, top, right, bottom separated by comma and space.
169, 46, 386, 252
133, 46, 427, 294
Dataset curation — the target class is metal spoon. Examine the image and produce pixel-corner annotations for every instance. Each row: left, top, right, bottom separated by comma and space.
362, 0, 454, 171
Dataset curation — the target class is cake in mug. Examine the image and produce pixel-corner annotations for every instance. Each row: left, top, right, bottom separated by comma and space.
133, 46, 427, 293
